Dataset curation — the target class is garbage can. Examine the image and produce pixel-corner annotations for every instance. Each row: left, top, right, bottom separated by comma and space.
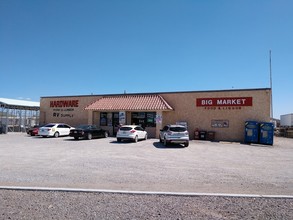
244, 121, 259, 144
2, 125, 7, 134
259, 122, 274, 145
194, 128, 200, 140
207, 131, 215, 141
199, 131, 207, 140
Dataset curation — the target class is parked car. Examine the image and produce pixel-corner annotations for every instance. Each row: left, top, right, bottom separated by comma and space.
26, 125, 36, 136
27, 125, 42, 136
69, 125, 109, 140
38, 123, 74, 138
159, 124, 189, 147
116, 125, 147, 142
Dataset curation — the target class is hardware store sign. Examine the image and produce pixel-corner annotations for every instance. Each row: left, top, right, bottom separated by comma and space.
196, 97, 252, 110
50, 100, 79, 118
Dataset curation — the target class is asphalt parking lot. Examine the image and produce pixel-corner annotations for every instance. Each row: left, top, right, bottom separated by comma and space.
1, 133, 293, 195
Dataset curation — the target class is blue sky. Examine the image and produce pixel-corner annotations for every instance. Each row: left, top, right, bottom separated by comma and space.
0, 0, 292, 119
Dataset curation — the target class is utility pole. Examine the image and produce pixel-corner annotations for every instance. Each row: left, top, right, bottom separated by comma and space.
269, 50, 273, 120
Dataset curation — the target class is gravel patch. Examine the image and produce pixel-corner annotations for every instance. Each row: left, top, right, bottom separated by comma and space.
1, 134, 293, 219
1, 189, 293, 220
1, 134, 293, 195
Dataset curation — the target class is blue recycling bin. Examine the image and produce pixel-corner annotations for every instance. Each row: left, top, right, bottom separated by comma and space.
259, 122, 274, 145
244, 121, 259, 144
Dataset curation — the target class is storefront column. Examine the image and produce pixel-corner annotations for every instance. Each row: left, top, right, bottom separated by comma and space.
155, 111, 163, 138
88, 110, 93, 125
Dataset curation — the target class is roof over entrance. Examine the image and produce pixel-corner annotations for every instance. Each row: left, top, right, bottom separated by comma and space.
85, 95, 173, 111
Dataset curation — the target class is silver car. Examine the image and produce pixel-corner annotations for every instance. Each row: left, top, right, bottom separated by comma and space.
116, 125, 148, 143
159, 124, 189, 147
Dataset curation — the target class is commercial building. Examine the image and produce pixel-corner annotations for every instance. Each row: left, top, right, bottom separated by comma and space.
280, 113, 293, 127
40, 88, 271, 142
279, 113, 293, 138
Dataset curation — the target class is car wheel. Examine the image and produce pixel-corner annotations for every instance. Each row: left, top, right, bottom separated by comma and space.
159, 135, 162, 143
54, 132, 59, 138
104, 131, 108, 138
184, 141, 189, 147
134, 136, 138, 143
164, 138, 168, 146
87, 133, 92, 140
117, 138, 121, 142
74, 137, 79, 140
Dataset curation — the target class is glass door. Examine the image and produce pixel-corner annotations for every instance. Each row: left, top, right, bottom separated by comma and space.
113, 112, 119, 136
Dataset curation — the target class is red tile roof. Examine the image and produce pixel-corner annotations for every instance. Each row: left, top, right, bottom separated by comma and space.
85, 95, 173, 111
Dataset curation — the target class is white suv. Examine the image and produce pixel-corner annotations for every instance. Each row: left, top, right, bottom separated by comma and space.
116, 125, 148, 143
159, 124, 189, 147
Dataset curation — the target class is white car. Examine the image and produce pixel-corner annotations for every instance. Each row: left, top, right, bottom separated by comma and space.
159, 124, 189, 147
116, 125, 148, 143
38, 123, 74, 138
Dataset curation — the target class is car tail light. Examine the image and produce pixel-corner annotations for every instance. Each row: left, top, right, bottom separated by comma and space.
130, 130, 136, 133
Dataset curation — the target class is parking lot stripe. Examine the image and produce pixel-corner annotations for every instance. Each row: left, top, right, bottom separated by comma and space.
1, 186, 293, 199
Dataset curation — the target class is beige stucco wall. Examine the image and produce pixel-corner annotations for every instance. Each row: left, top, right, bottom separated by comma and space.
39, 95, 102, 127
160, 89, 271, 142
40, 88, 271, 142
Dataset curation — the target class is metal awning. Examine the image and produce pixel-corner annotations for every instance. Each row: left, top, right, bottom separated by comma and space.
0, 98, 40, 110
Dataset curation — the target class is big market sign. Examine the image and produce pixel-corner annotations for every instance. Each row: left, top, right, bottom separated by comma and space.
196, 97, 252, 110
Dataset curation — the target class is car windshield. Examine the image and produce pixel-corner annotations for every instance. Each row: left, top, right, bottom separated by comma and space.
120, 127, 132, 131
44, 124, 55, 128
76, 125, 91, 129
170, 127, 187, 132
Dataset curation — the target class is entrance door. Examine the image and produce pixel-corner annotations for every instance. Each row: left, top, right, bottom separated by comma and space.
113, 112, 119, 136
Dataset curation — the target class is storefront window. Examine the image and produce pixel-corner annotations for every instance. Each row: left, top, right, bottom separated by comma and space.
100, 112, 107, 126
131, 112, 156, 128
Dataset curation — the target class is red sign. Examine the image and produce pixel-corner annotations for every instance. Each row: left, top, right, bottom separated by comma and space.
50, 100, 79, 108
196, 97, 252, 107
